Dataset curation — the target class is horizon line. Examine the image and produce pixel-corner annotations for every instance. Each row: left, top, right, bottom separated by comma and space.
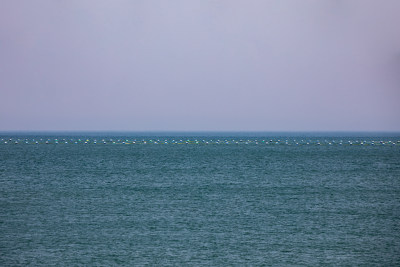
1, 130, 400, 134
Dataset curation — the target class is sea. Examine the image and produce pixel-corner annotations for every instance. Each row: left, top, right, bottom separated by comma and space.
1, 132, 399, 266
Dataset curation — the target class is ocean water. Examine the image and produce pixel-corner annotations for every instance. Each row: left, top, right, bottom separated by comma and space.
1, 133, 400, 266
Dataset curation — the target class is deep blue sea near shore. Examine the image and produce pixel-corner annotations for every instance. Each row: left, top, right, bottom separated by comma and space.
1, 132, 400, 265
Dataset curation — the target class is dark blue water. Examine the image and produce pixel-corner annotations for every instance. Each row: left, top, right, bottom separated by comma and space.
1, 133, 400, 265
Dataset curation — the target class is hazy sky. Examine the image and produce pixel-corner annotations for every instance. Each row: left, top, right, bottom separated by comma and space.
1, 0, 399, 131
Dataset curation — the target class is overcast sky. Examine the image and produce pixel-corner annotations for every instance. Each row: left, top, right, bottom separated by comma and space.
1, 0, 399, 131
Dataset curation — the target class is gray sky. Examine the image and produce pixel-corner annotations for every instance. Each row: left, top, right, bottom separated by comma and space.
1, 0, 399, 131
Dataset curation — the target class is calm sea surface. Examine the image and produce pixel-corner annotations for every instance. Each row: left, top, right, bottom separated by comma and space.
1, 133, 400, 266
